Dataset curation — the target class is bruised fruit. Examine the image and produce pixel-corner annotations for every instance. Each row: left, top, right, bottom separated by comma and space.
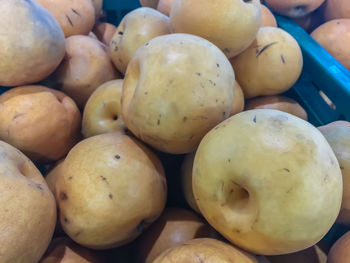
170, 0, 262, 58
82, 79, 126, 138
110, 7, 172, 74
0, 86, 81, 163
121, 33, 235, 154
0, 141, 56, 263
230, 27, 303, 99
55, 132, 167, 249
134, 207, 218, 263
0, 0, 65, 87
193, 109, 342, 255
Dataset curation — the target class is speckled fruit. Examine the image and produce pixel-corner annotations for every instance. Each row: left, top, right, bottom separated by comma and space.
193, 109, 342, 255
55, 132, 167, 249
230, 27, 303, 99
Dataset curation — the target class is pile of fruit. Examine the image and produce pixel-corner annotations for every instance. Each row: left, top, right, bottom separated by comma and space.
0, 0, 349, 262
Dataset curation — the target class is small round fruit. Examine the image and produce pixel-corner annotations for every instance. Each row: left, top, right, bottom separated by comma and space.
47, 35, 121, 108
170, 0, 261, 58
0, 86, 81, 163
193, 109, 342, 255
230, 27, 303, 99
0, 141, 56, 263
231, 81, 245, 116
135, 207, 217, 263
0, 0, 65, 86
245, 95, 308, 120
55, 132, 167, 249
110, 7, 172, 74
93, 22, 118, 46
264, 0, 325, 18
153, 238, 259, 263
181, 153, 201, 213
311, 19, 350, 71
39, 237, 102, 263
328, 231, 350, 263
121, 33, 235, 154
261, 5, 277, 27
37, 0, 95, 37
318, 121, 350, 224
322, 0, 350, 21
82, 79, 126, 138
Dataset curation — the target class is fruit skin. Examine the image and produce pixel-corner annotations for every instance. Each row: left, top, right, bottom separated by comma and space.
37, 0, 95, 37
181, 152, 201, 213
92, 0, 103, 20
264, 0, 325, 18
82, 79, 126, 138
230, 27, 303, 99
318, 121, 350, 224
261, 5, 277, 27
134, 207, 218, 263
266, 245, 327, 263
0, 0, 65, 87
55, 132, 167, 249
193, 109, 342, 255
122, 33, 234, 154
157, 0, 174, 16
245, 95, 308, 120
46, 35, 121, 108
321, 0, 350, 21
231, 81, 245, 116
153, 238, 259, 263
328, 231, 350, 263
140, 0, 159, 8
311, 19, 350, 71
93, 22, 117, 46
0, 141, 56, 263
110, 7, 172, 74
39, 237, 102, 263
0, 86, 81, 163
170, 0, 261, 58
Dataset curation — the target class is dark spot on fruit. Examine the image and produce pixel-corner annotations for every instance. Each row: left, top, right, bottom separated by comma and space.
118, 31, 123, 35
222, 112, 226, 117
36, 184, 43, 191
183, 116, 188, 122
228, 159, 231, 163
75, 231, 82, 237
253, 116, 257, 123
113, 116, 118, 121
144, 91, 148, 95
71, 8, 81, 16
221, 181, 225, 192
59, 192, 68, 201
214, 126, 220, 130
243, 0, 252, 2
66, 15, 73, 27
157, 119, 160, 125
283, 168, 290, 172
281, 55, 286, 64
216, 63, 220, 68
196, 72, 201, 76
109, 194, 113, 199
68, 176, 73, 180
13, 113, 25, 120
256, 42, 278, 57
195, 254, 204, 263
100, 176, 107, 181
200, 83, 205, 88
63, 217, 69, 224
114, 45, 118, 51
115, 155, 121, 159
145, 42, 149, 46
341, 166, 345, 170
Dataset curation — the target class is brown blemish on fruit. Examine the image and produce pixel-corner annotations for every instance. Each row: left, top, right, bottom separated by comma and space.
283, 168, 290, 172
35, 184, 43, 191
66, 15, 73, 27
281, 55, 286, 64
59, 192, 68, 200
256, 42, 278, 57
63, 217, 69, 224
183, 116, 188, 122
195, 254, 204, 263
196, 72, 201, 76
71, 8, 81, 16
13, 113, 25, 120
109, 194, 113, 199
115, 155, 121, 159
